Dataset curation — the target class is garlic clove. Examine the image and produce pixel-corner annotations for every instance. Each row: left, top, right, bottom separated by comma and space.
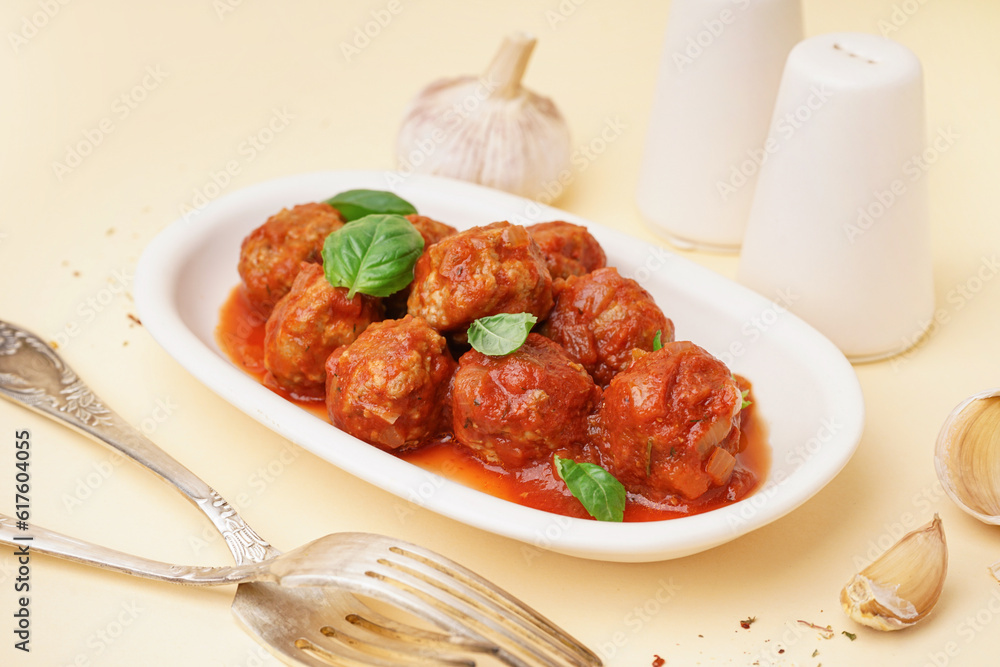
840, 515, 947, 631
395, 32, 572, 201
934, 388, 1000, 524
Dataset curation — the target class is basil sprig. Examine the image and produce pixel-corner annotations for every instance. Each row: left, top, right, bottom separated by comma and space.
324, 189, 417, 221
554, 455, 627, 522
322, 214, 424, 298
467, 313, 537, 356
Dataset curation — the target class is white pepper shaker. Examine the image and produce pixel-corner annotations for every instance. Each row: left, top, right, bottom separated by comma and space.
636, 0, 804, 251
737, 32, 935, 362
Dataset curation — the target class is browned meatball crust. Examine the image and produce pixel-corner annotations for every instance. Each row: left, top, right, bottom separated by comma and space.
384, 215, 459, 319
263, 262, 382, 399
406, 221, 554, 333
540, 267, 673, 386
527, 221, 607, 279
451, 333, 602, 468
325, 315, 456, 451
597, 341, 744, 501
238, 202, 345, 316
405, 214, 457, 247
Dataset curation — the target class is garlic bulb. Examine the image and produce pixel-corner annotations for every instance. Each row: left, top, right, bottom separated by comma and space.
395, 32, 572, 201
840, 515, 948, 631
934, 388, 1000, 524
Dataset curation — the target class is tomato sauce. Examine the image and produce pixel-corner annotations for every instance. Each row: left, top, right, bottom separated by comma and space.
217, 286, 769, 522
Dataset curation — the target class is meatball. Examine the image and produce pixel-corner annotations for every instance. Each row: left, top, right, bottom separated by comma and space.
238, 202, 345, 316
384, 215, 459, 319
540, 267, 673, 386
405, 214, 457, 247
527, 221, 606, 279
598, 341, 744, 501
326, 316, 456, 451
407, 221, 553, 333
451, 333, 601, 468
264, 262, 382, 399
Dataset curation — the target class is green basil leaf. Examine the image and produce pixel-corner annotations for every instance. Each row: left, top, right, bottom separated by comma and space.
322, 214, 424, 298
554, 455, 626, 522
652, 329, 663, 352
324, 189, 417, 221
467, 313, 537, 356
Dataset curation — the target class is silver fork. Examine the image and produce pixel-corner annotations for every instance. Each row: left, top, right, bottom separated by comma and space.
0, 319, 601, 666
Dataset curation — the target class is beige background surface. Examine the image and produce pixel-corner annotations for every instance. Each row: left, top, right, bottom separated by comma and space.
1, 0, 998, 665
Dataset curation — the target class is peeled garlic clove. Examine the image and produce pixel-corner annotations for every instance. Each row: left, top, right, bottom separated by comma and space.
396, 32, 572, 200
840, 515, 947, 631
934, 388, 1000, 524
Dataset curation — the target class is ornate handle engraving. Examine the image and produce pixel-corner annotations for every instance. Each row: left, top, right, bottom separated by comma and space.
197, 492, 272, 565
0, 321, 113, 427
0, 319, 281, 565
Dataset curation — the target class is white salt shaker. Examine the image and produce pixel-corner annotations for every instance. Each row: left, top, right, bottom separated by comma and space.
737, 33, 935, 362
636, 0, 804, 251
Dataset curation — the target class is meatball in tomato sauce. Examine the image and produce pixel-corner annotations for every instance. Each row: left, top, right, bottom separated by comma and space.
326, 315, 456, 451
527, 221, 606, 279
405, 214, 457, 247
598, 341, 745, 501
238, 202, 345, 317
451, 333, 601, 468
540, 267, 673, 386
384, 215, 459, 319
406, 221, 553, 333
264, 262, 382, 399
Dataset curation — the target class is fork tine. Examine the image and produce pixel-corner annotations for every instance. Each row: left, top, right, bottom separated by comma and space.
292, 626, 468, 667
400, 544, 600, 666
234, 584, 493, 667
315, 624, 478, 667
363, 562, 567, 667
362, 543, 601, 667
391, 544, 594, 656
343, 608, 498, 656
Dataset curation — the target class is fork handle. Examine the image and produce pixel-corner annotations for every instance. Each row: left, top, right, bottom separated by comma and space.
0, 319, 279, 565
0, 512, 262, 586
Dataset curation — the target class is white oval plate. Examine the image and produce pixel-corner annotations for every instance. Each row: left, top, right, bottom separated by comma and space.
135, 170, 864, 562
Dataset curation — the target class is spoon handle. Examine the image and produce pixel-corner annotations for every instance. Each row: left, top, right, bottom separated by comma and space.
0, 319, 279, 565
0, 512, 260, 586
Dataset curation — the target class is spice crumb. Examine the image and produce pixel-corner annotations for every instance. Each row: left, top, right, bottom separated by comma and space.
797, 620, 834, 639
652, 655, 665, 667
740, 616, 757, 629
